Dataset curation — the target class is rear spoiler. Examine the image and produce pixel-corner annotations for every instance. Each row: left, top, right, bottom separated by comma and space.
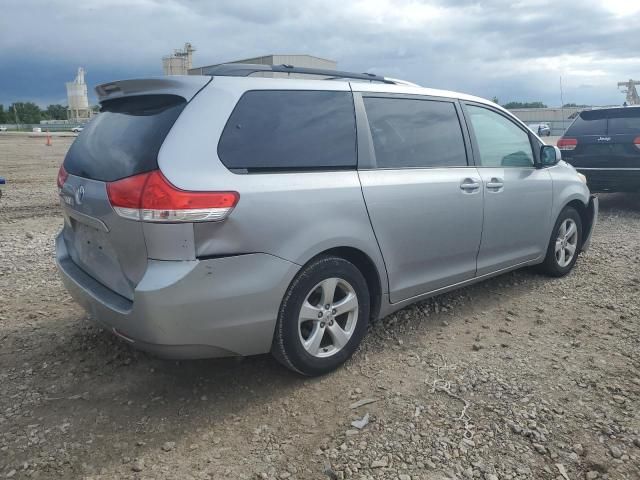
95, 76, 212, 103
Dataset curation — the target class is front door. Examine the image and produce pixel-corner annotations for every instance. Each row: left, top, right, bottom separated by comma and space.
464, 104, 553, 275
356, 94, 484, 303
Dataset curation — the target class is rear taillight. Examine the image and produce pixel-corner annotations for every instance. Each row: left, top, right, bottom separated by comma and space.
557, 137, 578, 151
106, 170, 239, 223
57, 165, 68, 191
634, 136, 640, 151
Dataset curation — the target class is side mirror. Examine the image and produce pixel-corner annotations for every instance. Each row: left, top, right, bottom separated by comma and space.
540, 145, 561, 167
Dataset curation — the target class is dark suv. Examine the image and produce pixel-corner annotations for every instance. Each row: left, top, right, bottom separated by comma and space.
558, 107, 640, 192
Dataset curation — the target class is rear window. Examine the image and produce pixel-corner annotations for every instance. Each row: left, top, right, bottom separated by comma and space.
363, 97, 467, 168
217, 90, 356, 172
565, 110, 607, 136
608, 109, 640, 134
64, 94, 186, 182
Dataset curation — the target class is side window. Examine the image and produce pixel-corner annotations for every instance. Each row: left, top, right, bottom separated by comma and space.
363, 97, 468, 168
218, 90, 356, 171
467, 105, 534, 167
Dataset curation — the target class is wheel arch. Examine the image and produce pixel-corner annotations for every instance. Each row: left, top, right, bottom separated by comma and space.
304, 246, 383, 322
564, 198, 591, 248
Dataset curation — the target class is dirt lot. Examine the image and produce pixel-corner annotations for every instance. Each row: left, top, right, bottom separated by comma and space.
1, 135, 639, 480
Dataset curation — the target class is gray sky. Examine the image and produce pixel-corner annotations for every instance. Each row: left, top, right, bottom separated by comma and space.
1, 0, 639, 107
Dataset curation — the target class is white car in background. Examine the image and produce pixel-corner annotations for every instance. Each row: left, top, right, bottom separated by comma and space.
71, 126, 84, 133
0, 126, 8, 132
528, 123, 551, 136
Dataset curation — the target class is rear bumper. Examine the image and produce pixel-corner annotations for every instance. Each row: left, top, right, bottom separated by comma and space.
55, 233, 299, 358
581, 195, 598, 252
577, 168, 640, 192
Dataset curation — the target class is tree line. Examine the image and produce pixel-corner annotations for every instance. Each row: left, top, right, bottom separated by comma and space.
493, 98, 591, 109
0, 103, 70, 124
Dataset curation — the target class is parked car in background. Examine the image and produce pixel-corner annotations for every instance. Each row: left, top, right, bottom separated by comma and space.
558, 106, 640, 192
71, 126, 83, 133
0, 126, 8, 132
55, 65, 598, 376
528, 123, 551, 136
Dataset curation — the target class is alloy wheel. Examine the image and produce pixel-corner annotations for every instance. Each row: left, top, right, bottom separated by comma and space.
298, 277, 359, 358
555, 218, 578, 267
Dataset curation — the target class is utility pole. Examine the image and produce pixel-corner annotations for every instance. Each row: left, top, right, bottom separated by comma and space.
13, 105, 20, 129
560, 76, 565, 133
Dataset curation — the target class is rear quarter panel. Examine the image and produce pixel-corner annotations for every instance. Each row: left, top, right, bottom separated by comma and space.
157, 77, 389, 293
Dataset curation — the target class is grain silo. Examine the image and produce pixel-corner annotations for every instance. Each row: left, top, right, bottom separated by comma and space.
66, 67, 92, 122
163, 43, 195, 75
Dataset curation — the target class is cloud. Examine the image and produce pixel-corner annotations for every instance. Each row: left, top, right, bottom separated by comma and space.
0, 0, 639, 106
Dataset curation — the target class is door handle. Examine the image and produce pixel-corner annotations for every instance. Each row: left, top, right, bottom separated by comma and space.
460, 178, 481, 192
486, 177, 504, 190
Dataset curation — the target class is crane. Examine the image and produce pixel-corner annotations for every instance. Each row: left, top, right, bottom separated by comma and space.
618, 79, 640, 105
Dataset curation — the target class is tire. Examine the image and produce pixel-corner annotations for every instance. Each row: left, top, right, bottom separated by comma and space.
272, 255, 370, 376
540, 206, 582, 277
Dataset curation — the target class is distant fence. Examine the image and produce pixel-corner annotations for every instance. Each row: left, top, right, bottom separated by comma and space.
0, 123, 84, 132
508, 107, 582, 136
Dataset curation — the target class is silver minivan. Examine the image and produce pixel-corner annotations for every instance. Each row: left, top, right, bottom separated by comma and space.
56, 64, 598, 376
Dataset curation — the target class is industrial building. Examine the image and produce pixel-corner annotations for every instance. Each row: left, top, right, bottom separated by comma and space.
188, 54, 337, 77
162, 42, 337, 79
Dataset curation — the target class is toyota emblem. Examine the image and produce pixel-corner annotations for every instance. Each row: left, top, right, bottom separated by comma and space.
75, 185, 85, 205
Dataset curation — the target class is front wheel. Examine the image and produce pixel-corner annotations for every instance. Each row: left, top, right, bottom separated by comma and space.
272, 256, 370, 376
540, 206, 582, 277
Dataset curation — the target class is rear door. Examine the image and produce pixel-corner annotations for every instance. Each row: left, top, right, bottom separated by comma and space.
355, 93, 483, 303
607, 109, 640, 168
463, 103, 552, 274
59, 77, 209, 299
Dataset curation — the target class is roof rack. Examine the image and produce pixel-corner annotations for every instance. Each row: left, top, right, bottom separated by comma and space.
193, 63, 415, 86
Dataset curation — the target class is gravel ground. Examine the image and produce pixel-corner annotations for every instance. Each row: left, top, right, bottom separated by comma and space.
0, 135, 639, 480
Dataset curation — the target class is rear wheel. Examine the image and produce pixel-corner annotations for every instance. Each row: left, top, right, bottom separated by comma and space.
540, 206, 582, 277
272, 256, 370, 376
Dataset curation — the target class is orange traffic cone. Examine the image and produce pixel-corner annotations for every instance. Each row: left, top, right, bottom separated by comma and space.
45, 129, 52, 147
